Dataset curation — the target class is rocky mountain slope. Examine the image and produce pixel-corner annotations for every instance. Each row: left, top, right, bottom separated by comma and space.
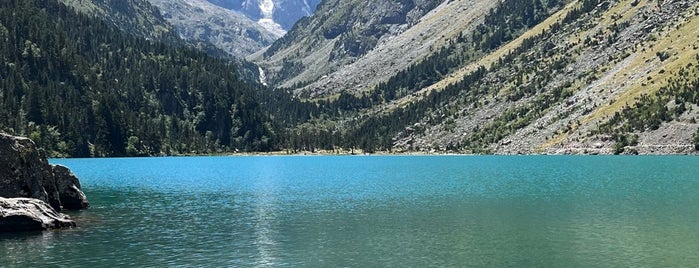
145, 0, 321, 58
385, 0, 699, 154
206, 0, 322, 32
147, 0, 278, 58
257, 0, 699, 155
254, 0, 445, 89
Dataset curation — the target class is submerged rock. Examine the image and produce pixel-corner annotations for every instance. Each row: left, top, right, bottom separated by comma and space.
0, 133, 89, 211
0, 197, 76, 232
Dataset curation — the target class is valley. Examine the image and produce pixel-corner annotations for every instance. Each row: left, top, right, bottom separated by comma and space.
1, 0, 698, 156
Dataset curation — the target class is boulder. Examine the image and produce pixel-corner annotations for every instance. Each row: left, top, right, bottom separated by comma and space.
0, 197, 76, 232
52, 165, 90, 210
0, 133, 89, 211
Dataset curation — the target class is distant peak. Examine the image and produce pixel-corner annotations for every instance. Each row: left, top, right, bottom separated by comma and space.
258, 0, 286, 37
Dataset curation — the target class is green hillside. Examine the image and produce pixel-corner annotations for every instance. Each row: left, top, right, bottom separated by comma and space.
0, 0, 279, 157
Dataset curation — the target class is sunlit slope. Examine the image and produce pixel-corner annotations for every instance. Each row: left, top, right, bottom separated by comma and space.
384, 0, 699, 154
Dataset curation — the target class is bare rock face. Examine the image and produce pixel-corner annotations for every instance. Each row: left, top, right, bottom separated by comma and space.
0, 197, 76, 232
0, 133, 89, 211
205, 0, 322, 31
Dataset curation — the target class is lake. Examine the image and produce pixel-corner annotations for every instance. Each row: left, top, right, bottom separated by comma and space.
1, 155, 698, 267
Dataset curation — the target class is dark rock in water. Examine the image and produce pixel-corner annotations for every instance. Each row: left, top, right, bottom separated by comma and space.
0, 197, 76, 232
0, 135, 50, 204
0, 133, 89, 211
52, 165, 90, 210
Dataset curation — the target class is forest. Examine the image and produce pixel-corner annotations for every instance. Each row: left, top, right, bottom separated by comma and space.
0, 0, 281, 157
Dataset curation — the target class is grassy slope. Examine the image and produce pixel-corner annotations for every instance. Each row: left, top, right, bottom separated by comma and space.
391, 1, 579, 108
542, 0, 699, 150
379, 0, 699, 154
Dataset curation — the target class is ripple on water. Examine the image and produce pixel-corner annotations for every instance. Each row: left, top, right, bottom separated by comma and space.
8, 155, 695, 267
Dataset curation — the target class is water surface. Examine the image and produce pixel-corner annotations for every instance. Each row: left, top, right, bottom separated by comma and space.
2, 156, 698, 267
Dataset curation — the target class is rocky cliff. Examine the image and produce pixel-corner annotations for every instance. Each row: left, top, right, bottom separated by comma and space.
0, 134, 89, 211
0, 134, 88, 231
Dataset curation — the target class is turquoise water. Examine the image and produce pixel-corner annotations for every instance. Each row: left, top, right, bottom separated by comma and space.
2, 156, 699, 267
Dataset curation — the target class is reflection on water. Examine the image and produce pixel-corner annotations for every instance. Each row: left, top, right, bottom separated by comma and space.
1, 156, 697, 267
1, 231, 54, 264
252, 177, 280, 266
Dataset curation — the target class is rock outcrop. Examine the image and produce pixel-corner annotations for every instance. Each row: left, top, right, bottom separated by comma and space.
0, 133, 89, 211
52, 165, 90, 210
0, 197, 76, 232
147, 0, 279, 58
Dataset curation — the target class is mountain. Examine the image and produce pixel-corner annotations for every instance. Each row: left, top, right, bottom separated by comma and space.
0, 0, 281, 157
254, 0, 445, 89
374, 0, 699, 155
145, 0, 322, 58
205, 0, 322, 33
3, 0, 698, 156
62, 0, 268, 84
256, 0, 699, 155
146, 0, 278, 58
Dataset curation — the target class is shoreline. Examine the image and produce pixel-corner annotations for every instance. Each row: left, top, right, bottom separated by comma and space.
48, 149, 698, 159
